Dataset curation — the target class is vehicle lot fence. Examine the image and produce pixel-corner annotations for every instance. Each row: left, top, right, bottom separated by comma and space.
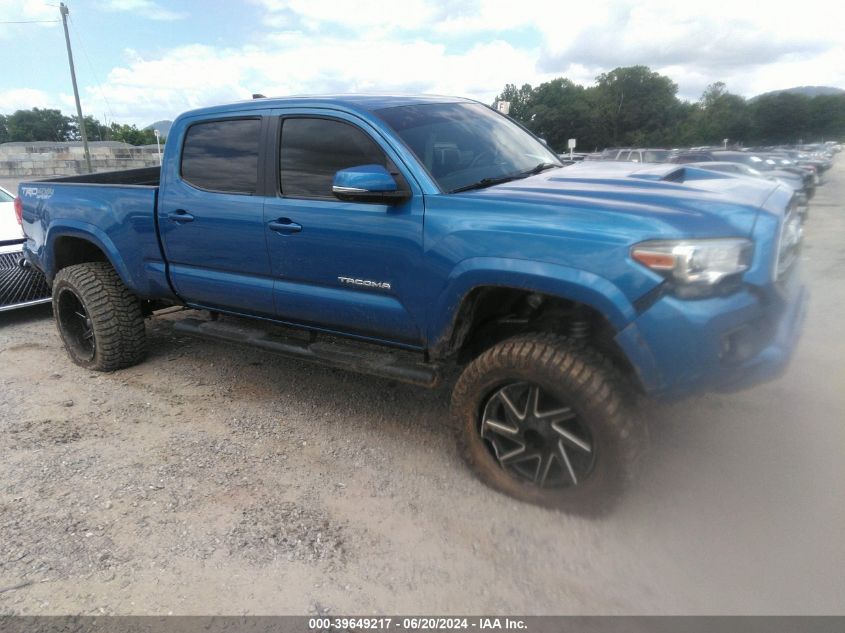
0, 141, 160, 177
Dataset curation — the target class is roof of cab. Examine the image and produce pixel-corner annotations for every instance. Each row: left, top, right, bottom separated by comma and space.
179, 94, 476, 119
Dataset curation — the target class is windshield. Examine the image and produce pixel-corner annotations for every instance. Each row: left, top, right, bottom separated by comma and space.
0, 188, 13, 203
643, 150, 670, 163
744, 155, 773, 171
375, 102, 562, 192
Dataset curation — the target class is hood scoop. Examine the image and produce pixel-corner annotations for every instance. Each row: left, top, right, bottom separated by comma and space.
657, 166, 733, 183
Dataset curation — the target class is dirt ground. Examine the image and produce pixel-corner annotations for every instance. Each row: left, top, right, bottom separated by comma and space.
1, 164, 843, 616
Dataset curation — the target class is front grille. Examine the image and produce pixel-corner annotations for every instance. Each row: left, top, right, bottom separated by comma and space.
0, 248, 52, 311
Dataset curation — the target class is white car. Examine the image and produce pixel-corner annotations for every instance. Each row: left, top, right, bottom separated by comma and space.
1, 185, 51, 311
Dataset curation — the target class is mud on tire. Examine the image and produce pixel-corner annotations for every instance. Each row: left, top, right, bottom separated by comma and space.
52, 262, 146, 371
451, 333, 646, 516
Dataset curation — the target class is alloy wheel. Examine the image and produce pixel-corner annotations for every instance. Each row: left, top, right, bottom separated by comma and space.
480, 382, 595, 487
57, 288, 96, 361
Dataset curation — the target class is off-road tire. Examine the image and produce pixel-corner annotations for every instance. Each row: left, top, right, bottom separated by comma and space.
52, 262, 146, 371
451, 333, 645, 515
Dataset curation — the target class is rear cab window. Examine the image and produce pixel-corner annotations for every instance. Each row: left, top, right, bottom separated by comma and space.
180, 118, 261, 194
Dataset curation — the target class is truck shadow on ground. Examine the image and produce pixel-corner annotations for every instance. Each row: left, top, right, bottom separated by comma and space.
0, 303, 52, 329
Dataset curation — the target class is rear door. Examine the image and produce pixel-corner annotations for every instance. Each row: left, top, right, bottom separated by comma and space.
158, 114, 274, 316
261, 111, 425, 345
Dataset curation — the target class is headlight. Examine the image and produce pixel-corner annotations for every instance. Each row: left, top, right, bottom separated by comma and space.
631, 238, 753, 295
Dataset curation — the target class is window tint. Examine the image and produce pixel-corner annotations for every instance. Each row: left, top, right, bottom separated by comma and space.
280, 118, 388, 198
181, 118, 261, 193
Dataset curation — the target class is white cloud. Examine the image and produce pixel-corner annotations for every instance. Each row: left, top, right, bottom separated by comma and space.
99, 0, 188, 21
252, 0, 441, 31
18, 0, 843, 125
0, 0, 61, 38
0, 88, 57, 112
79, 34, 546, 125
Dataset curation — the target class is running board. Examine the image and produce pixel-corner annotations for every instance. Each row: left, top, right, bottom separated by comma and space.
172, 317, 440, 388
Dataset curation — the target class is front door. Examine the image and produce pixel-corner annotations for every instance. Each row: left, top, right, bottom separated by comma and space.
262, 113, 425, 345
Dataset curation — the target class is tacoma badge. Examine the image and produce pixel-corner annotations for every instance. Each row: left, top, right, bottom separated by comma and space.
338, 276, 391, 290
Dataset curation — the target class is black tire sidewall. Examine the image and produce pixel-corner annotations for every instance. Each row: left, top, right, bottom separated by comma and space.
453, 337, 639, 514
51, 262, 146, 371
53, 279, 99, 367
53, 275, 102, 369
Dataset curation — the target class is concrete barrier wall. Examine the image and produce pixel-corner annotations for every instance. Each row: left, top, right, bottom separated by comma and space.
0, 141, 162, 177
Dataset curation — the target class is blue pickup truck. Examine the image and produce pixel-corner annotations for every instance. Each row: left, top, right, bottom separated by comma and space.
16, 95, 807, 513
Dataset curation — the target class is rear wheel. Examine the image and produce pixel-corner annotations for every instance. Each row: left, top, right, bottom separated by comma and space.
52, 262, 146, 371
451, 334, 645, 515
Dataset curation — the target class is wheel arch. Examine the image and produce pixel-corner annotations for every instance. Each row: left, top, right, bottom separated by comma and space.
45, 222, 135, 290
428, 259, 643, 387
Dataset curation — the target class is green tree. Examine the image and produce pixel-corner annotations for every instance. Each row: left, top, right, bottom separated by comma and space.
497, 68, 845, 149
806, 94, 845, 141
525, 78, 599, 151
667, 100, 703, 147
5, 108, 73, 142
73, 115, 111, 142
108, 122, 159, 145
0, 114, 8, 143
494, 83, 534, 124
593, 66, 680, 146
695, 82, 749, 145
749, 92, 812, 144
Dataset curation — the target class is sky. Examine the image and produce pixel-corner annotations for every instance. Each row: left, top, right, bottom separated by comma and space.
1, 0, 844, 127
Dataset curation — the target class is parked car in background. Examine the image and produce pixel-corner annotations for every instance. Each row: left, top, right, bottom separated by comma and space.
583, 149, 620, 161
686, 162, 809, 219
614, 148, 672, 163
557, 152, 588, 163
0, 185, 51, 311
670, 150, 817, 199
769, 149, 831, 176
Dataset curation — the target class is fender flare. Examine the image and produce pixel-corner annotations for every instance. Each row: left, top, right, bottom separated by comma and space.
45, 220, 137, 290
427, 257, 639, 349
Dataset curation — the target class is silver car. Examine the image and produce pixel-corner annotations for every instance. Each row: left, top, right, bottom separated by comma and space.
1, 185, 51, 311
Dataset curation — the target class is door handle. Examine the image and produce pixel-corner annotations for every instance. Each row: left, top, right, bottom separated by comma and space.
268, 218, 302, 234
168, 209, 195, 223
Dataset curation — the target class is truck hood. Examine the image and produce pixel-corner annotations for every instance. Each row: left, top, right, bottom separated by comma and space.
462, 161, 784, 238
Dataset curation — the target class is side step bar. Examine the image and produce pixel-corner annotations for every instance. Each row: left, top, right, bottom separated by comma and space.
173, 317, 441, 388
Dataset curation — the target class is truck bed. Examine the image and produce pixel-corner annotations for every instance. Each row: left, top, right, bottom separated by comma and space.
19, 168, 173, 300
35, 166, 160, 187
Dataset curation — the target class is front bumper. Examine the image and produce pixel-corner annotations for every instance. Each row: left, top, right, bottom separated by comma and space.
615, 271, 807, 401
0, 243, 52, 312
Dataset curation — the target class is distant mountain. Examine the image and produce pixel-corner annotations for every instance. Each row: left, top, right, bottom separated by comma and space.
753, 86, 844, 99
144, 120, 172, 137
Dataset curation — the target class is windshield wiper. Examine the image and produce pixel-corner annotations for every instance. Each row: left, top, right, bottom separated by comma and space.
449, 163, 562, 194
522, 162, 561, 176
449, 174, 523, 193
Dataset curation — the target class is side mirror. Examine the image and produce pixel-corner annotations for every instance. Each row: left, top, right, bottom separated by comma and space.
332, 164, 410, 205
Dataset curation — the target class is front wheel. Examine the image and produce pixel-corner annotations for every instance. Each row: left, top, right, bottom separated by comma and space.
52, 262, 146, 371
451, 334, 645, 515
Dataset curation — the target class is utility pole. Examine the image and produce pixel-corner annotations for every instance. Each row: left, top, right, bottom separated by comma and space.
60, 3, 92, 173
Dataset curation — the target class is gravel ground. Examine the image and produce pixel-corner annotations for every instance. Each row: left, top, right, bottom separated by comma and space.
0, 164, 843, 615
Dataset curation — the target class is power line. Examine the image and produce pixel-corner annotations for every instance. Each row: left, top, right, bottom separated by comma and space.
68, 14, 116, 123
0, 19, 60, 23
